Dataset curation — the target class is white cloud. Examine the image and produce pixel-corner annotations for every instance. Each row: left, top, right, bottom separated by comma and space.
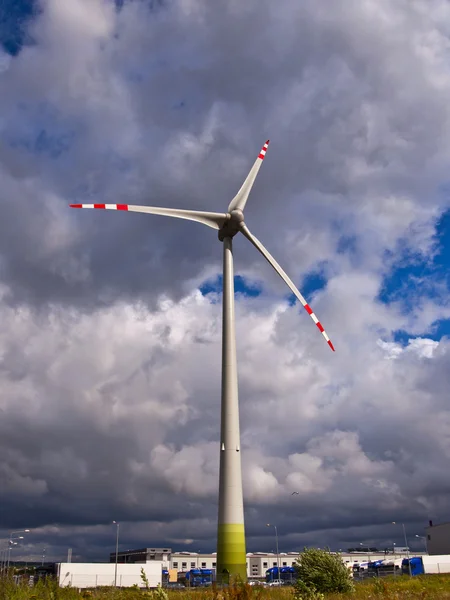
379, 337, 439, 360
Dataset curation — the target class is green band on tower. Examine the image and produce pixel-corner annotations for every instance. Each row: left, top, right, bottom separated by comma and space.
216, 523, 247, 583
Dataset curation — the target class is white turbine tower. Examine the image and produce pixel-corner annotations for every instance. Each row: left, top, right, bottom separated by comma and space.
70, 140, 334, 583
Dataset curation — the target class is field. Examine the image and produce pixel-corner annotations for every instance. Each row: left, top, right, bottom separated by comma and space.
3, 575, 450, 600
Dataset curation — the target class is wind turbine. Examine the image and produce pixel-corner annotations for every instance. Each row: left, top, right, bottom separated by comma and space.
70, 140, 334, 583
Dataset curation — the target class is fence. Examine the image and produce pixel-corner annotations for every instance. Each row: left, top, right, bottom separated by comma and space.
353, 567, 401, 580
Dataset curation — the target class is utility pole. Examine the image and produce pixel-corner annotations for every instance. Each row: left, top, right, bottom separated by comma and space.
266, 524, 280, 581
392, 522, 411, 576
113, 521, 120, 587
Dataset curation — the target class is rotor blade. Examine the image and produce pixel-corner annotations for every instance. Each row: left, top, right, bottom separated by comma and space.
240, 224, 335, 351
228, 140, 270, 213
69, 204, 227, 230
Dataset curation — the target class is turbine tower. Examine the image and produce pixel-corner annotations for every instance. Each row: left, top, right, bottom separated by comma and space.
70, 140, 334, 583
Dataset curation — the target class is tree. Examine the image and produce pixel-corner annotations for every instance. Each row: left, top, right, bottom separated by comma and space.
294, 547, 354, 596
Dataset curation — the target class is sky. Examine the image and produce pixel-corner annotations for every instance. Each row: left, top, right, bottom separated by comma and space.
0, 0, 450, 563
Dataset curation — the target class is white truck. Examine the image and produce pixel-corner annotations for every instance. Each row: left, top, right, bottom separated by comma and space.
402, 555, 450, 576
57, 562, 162, 588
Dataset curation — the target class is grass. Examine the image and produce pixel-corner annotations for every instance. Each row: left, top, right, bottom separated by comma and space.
331, 574, 450, 599
3, 575, 450, 600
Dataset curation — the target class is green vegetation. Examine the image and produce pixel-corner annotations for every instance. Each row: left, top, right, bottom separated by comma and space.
3, 572, 450, 600
293, 548, 354, 597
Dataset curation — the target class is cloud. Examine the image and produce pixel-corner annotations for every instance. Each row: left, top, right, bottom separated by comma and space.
0, 281, 449, 557
1, 0, 450, 560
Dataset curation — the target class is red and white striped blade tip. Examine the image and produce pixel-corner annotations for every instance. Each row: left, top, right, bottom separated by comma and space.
69, 204, 129, 210
259, 140, 270, 160
304, 302, 335, 352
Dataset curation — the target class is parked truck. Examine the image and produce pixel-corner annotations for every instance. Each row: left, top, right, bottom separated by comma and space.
402, 555, 450, 576
184, 568, 214, 587
265, 566, 295, 583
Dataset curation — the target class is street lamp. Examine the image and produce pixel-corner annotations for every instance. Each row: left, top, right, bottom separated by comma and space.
392, 522, 411, 576
415, 535, 427, 553
6, 530, 29, 571
266, 524, 280, 582
7, 529, 30, 568
392, 523, 409, 555
113, 521, 120, 587
0, 544, 12, 575
392, 521, 409, 557
7, 540, 19, 571
0, 546, 9, 575
10, 530, 30, 540
359, 542, 371, 563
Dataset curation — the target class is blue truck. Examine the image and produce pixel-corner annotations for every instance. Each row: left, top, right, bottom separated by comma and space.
402, 555, 450, 576
184, 568, 214, 586
265, 566, 296, 583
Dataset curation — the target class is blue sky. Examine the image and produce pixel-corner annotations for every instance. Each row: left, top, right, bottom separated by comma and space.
0, 0, 37, 55
199, 268, 329, 309
379, 210, 450, 343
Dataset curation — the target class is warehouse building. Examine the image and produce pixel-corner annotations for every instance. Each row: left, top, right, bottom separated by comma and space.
109, 548, 299, 576
109, 548, 421, 579
109, 547, 171, 565
425, 521, 450, 555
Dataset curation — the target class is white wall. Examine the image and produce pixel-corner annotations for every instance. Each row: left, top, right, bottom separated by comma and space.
422, 555, 450, 574
58, 562, 162, 588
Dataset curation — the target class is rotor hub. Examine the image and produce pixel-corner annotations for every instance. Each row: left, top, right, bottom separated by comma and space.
230, 209, 244, 223
218, 209, 245, 241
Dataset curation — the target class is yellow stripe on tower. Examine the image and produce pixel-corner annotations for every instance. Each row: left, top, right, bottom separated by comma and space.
216, 523, 247, 583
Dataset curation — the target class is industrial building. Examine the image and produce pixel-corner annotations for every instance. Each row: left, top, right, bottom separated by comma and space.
109, 548, 300, 576
109, 548, 422, 579
425, 521, 450, 555
108, 548, 171, 565
38, 546, 426, 589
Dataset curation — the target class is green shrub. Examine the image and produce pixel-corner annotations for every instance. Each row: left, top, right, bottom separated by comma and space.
294, 548, 354, 595
294, 580, 324, 600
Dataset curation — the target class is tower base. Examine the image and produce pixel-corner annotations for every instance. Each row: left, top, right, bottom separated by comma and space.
216, 523, 247, 584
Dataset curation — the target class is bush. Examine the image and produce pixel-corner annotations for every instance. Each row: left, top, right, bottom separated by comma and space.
294, 547, 354, 596
294, 580, 325, 600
